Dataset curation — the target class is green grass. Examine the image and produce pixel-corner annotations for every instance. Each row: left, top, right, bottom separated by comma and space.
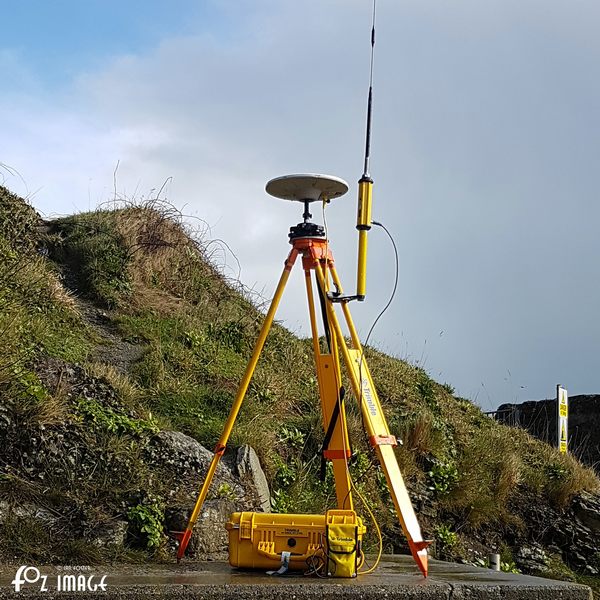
49, 212, 132, 307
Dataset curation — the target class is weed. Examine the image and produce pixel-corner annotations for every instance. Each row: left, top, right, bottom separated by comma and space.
51, 213, 131, 307
375, 467, 390, 498
0, 473, 44, 505
531, 445, 599, 506
217, 483, 237, 500
473, 556, 521, 573
501, 560, 520, 574
0, 515, 51, 561
127, 503, 164, 550
0, 242, 90, 373
399, 410, 451, 460
275, 461, 297, 488
436, 524, 458, 549
545, 463, 568, 481
60, 540, 104, 565
85, 362, 141, 407
249, 373, 276, 403
277, 426, 305, 449
183, 329, 205, 349
13, 369, 50, 402
1, 192, 599, 569
427, 461, 459, 497
208, 321, 246, 353
416, 371, 439, 413
271, 489, 293, 513
76, 397, 159, 437
0, 186, 40, 252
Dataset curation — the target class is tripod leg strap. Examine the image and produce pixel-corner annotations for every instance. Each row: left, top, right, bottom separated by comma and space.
320, 386, 345, 480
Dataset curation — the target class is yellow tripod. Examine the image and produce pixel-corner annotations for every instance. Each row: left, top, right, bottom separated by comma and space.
176, 175, 429, 576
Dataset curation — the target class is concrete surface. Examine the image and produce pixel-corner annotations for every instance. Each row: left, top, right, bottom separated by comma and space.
0, 556, 592, 599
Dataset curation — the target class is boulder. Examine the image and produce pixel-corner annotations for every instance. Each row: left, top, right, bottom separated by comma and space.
165, 499, 236, 557
236, 445, 271, 513
147, 430, 230, 478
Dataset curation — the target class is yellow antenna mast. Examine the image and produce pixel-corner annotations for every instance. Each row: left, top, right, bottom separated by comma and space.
356, 0, 376, 301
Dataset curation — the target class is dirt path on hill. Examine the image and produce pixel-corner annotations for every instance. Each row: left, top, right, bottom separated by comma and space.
76, 297, 144, 373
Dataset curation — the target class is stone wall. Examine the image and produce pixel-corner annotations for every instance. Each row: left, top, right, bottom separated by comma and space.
497, 394, 600, 471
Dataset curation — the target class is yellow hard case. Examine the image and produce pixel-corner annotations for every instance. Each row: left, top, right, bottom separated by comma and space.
226, 510, 364, 572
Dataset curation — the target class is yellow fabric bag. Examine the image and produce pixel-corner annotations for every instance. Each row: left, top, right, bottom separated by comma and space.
325, 510, 364, 578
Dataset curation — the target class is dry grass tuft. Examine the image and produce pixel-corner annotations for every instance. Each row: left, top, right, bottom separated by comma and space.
45, 271, 80, 314
403, 411, 439, 455
85, 362, 142, 407
536, 443, 600, 506
114, 204, 215, 306
445, 426, 524, 525
34, 394, 71, 427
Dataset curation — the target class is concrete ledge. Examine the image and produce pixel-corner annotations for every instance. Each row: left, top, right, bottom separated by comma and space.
0, 556, 592, 599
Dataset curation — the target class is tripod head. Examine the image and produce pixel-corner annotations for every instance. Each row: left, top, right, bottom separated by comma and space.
266, 174, 349, 240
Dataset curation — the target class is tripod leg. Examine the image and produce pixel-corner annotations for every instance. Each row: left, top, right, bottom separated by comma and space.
314, 263, 429, 577
176, 248, 299, 560
304, 269, 353, 510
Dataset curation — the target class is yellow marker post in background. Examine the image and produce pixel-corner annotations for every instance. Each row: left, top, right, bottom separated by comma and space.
557, 384, 568, 454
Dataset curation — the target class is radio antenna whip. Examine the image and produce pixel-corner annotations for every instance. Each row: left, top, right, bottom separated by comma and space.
355, 0, 377, 300
363, 0, 376, 178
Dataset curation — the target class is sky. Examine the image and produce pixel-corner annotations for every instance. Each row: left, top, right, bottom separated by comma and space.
1, 0, 599, 411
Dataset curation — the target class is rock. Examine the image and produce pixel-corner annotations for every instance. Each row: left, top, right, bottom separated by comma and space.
196, 499, 236, 555
236, 445, 271, 513
573, 491, 600, 532
147, 430, 230, 478
165, 499, 236, 557
0, 502, 60, 528
91, 520, 128, 548
569, 552, 589, 570
516, 543, 549, 573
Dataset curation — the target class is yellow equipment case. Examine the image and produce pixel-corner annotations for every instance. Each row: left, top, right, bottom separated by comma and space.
226, 510, 364, 574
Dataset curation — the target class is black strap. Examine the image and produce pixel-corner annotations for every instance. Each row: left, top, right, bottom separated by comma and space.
316, 275, 332, 352
320, 386, 345, 481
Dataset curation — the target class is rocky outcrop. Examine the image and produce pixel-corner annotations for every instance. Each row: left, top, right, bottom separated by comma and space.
497, 395, 600, 471
514, 492, 600, 575
0, 353, 271, 560
147, 431, 270, 556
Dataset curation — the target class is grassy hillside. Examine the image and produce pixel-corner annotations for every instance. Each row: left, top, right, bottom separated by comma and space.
0, 186, 598, 590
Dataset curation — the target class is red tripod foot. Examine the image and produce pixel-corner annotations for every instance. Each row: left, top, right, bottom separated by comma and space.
408, 540, 430, 577
172, 530, 192, 562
